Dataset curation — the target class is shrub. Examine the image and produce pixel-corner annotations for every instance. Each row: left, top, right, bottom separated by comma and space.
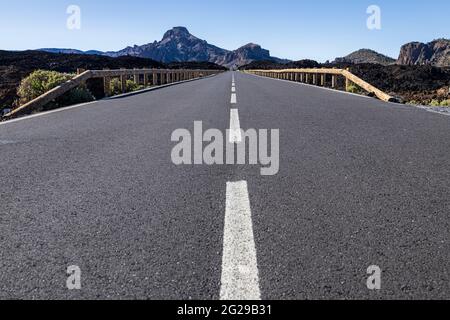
58, 87, 95, 107
109, 78, 123, 96
17, 70, 94, 110
440, 99, 450, 107
429, 99, 441, 107
407, 100, 420, 105
126, 80, 144, 92
346, 83, 361, 94
109, 78, 144, 96
17, 70, 73, 105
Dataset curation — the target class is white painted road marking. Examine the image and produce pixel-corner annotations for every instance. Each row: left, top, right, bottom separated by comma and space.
0, 140, 16, 145
229, 109, 242, 143
232, 86, 236, 93
231, 93, 237, 104
221, 181, 261, 301
0, 101, 98, 126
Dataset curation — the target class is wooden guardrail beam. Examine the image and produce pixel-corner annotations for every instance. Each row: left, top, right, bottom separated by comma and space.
3, 70, 93, 119
3, 69, 223, 120
340, 69, 393, 102
245, 68, 394, 102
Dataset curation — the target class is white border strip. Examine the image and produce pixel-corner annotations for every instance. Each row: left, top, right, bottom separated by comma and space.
0, 101, 98, 126
413, 105, 450, 117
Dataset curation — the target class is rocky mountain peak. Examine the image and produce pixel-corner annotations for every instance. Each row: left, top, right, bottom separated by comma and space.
334, 49, 396, 65
398, 39, 450, 67
162, 27, 192, 40
241, 43, 260, 49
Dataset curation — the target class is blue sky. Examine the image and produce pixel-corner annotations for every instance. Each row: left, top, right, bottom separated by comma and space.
0, 0, 448, 62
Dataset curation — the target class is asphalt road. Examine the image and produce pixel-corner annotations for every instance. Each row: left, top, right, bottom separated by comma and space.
0, 71, 449, 300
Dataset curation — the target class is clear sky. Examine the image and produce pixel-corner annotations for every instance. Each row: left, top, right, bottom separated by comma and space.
0, 0, 448, 62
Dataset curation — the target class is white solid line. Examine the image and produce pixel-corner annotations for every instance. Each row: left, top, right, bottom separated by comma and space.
0, 101, 98, 126
413, 105, 450, 117
221, 181, 261, 301
231, 93, 237, 104
229, 109, 242, 143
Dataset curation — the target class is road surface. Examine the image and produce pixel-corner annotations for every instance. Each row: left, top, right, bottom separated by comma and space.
0, 72, 449, 299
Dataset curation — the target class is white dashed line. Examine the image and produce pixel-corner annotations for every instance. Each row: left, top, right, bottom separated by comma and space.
221, 181, 261, 301
223, 74, 261, 299
229, 109, 242, 143
231, 93, 237, 104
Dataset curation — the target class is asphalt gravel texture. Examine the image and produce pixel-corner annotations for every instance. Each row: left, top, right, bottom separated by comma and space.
0, 72, 449, 299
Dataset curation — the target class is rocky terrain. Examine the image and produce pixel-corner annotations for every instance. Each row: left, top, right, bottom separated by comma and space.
342, 63, 450, 104
239, 59, 450, 105
397, 39, 450, 67
240, 59, 321, 70
166, 61, 228, 70
334, 49, 396, 65
0, 50, 225, 114
40, 27, 286, 68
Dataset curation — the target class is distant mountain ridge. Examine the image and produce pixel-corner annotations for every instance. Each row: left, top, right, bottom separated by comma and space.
40, 27, 286, 68
39, 48, 105, 56
334, 49, 396, 65
397, 39, 450, 67
37, 32, 450, 68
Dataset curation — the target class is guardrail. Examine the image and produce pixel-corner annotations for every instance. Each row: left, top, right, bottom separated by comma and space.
244, 68, 395, 102
3, 68, 223, 120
